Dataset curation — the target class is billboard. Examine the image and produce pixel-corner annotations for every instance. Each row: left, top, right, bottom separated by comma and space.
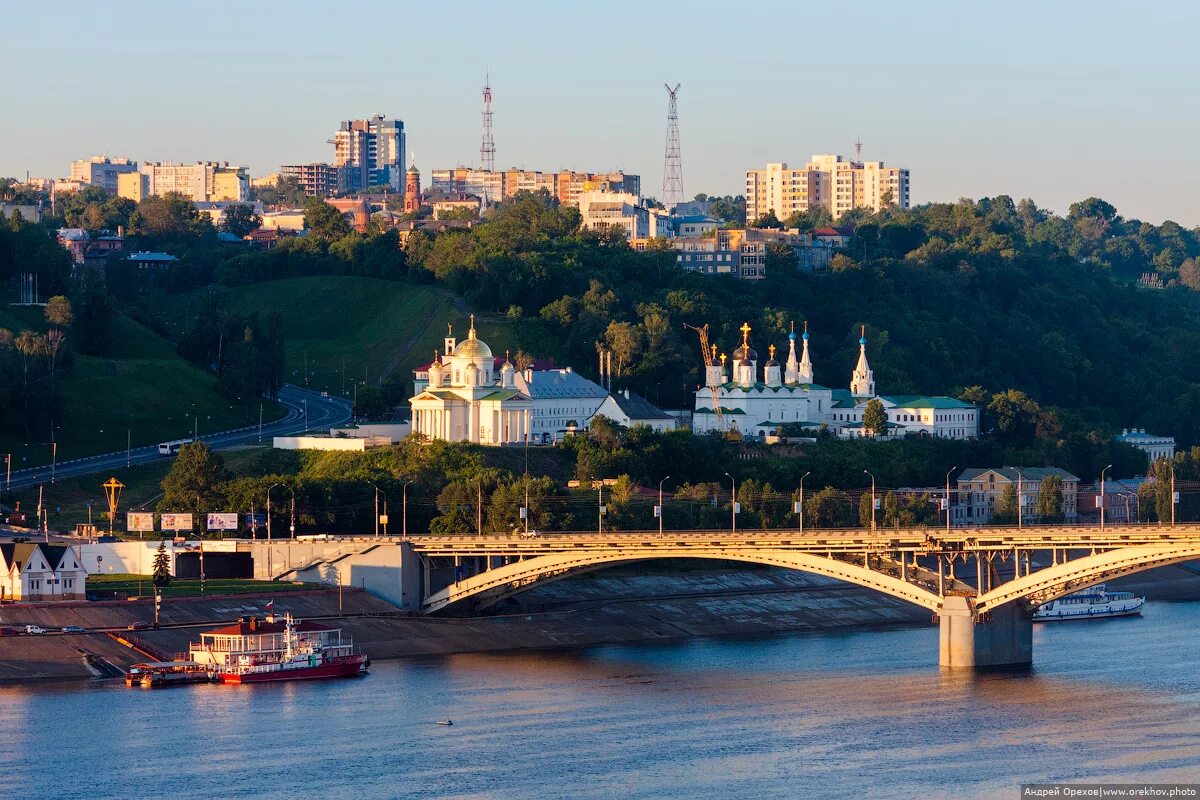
161, 513, 194, 531
207, 513, 239, 531
127, 512, 155, 532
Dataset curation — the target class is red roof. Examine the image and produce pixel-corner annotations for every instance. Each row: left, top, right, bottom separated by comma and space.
203, 617, 335, 637
813, 227, 846, 237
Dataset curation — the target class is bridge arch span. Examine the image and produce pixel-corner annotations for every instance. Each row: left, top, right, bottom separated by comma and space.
975, 543, 1200, 614
421, 548, 944, 615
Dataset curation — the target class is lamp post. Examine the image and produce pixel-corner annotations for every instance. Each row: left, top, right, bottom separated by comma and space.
368, 482, 386, 538
725, 472, 737, 533
797, 471, 811, 534
1100, 463, 1113, 529
945, 466, 957, 535
657, 475, 670, 535
598, 480, 605, 535
1015, 469, 1024, 529
475, 480, 483, 536
402, 480, 413, 537
863, 469, 876, 531
267, 482, 283, 541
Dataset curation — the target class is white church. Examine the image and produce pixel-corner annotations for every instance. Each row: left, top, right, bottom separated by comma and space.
410, 317, 614, 445
692, 322, 979, 440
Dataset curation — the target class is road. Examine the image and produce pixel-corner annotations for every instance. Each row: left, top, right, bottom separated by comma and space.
4, 385, 351, 492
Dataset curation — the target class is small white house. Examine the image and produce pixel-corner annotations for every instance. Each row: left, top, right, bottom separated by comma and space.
593, 390, 677, 432
0, 543, 88, 601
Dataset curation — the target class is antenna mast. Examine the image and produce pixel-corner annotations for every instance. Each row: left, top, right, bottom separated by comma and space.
480, 76, 496, 174
855, 137, 863, 163
662, 83, 684, 209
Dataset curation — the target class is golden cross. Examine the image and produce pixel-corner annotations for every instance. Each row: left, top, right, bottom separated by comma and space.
739, 322, 751, 346
769, 344, 776, 358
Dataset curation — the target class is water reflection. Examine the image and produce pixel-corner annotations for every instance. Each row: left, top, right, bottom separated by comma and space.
2, 603, 1199, 799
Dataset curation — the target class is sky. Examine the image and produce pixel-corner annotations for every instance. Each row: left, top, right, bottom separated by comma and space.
3, 0, 1199, 224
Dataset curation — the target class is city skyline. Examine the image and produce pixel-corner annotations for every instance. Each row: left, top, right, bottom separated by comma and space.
2, 1, 1199, 224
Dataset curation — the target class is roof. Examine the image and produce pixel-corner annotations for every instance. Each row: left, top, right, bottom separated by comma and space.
513, 369, 608, 400
605, 391, 673, 421
813, 227, 848, 237
881, 395, 976, 410
958, 467, 1080, 483
0, 542, 74, 571
202, 618, 336, 637
1115, 430, 1174, 442
128, 251, 178, 262
476, 389, 530, 402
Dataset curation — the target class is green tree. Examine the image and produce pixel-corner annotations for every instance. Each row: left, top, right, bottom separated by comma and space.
44, 295, 73, 327
806, 487, 853, 528
159, 442, 228, 525
152, 540, 172, 588
993, 484, 1018, 524
862, 398, 888, 438
1035, 475, 1064, 522
304, 198, 353, 241
220, 203, 262, 238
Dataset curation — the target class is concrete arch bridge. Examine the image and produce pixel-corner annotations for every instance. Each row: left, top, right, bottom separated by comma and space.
407, 524, 1200, 669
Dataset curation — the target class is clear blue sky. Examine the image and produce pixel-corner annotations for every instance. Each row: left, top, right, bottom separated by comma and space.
3, 0, 1198, 224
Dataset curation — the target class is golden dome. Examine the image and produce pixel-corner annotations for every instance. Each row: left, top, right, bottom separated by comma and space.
453, 315, 493, 361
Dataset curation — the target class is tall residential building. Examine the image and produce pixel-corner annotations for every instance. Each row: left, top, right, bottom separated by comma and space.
745, 155, 909, 221
129, 162, 249, 202
333, 115, 405, 193
69, 156, 138, 193
577, 192, 649, 239
280, 163, 340, 197
429, 168, 640, 208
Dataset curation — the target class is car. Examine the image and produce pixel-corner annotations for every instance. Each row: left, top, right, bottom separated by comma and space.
519, 530, 540, 539
127, 621, 151, 631
0, 626, 21, 637
24, 625, 47, 635
61, 626, 86, 634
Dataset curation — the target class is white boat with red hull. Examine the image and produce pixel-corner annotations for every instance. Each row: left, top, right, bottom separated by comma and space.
189, 613, 368, 684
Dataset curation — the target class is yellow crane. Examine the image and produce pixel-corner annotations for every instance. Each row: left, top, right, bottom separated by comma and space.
683, 323, 723, 424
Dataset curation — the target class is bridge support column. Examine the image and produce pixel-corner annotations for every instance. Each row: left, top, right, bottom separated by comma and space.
938, 596, 1032, 669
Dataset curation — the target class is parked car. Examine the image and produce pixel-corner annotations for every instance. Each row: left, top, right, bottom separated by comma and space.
61, 626, 86, 634
24, 625, 47, 635
127, 621, 151, 631
0, 626, 22, 637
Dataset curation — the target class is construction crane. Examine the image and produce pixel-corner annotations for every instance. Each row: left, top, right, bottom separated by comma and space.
683, 323, 723, 425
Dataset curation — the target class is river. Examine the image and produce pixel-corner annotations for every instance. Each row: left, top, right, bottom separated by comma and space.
3, 602, 1200, 799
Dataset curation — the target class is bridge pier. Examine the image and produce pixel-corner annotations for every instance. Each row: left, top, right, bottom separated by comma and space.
938, 596, 1032, 669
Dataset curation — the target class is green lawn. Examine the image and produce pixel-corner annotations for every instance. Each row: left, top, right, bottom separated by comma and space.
89, 572, 321, 599
159, 277, 560, 399
0, 309, 284, 468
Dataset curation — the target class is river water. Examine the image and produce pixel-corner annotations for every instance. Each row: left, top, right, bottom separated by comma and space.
3, 603, 1200, 799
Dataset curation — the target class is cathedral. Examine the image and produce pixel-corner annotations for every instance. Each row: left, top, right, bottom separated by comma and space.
691, 323, 979, 440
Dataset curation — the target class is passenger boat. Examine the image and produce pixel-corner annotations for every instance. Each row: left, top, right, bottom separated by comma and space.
1034, 583, 1144, 621
188, 613, 368, 684
125, 661, 213, 688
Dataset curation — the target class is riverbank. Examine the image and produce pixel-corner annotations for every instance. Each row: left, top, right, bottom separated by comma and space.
2, 561, 1199, 684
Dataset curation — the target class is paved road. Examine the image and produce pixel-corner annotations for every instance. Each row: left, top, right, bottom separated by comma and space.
5, 385, 351, 492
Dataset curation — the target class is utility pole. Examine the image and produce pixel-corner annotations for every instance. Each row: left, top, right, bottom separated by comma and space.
1171, 464, 1177, 527
290, 492, 296, 540
1016, 469, 1024, 529
797, 471, 811, 534
403, 481, 413, 537
476, 481, 483, 536
945, 466, 957, 535
4, 453, 10, 491
1100, 463, 1113, 529
657, 475, 670, 535
51, 442, 56, 484
126, 430, 131, 468
372, 483, 379, 538
863, 470, 876, 531
258, 403, 263, 442
725, 472, 737, 533
598, 480, 605, 534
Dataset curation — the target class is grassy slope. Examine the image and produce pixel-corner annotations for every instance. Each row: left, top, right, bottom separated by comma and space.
0, 307, 284, 469
160, 277, 561, 398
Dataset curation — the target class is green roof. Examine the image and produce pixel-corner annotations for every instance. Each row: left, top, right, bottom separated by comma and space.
476, 389, 528, 402
882, 395, 975, 409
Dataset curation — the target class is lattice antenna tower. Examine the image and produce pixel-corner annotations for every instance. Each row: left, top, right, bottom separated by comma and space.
480, 76, 496, 174
662, 83, 684, 209
855, 137, 863, 163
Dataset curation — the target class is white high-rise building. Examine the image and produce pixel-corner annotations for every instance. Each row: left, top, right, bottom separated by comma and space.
334, 115, 405, 193
745, 155, 910, 222
69, 156, 138, 193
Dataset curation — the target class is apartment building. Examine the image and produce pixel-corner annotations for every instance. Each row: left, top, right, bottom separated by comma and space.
953, 467, 1080, 526
429, 168, 640, 207
281, 163, 340, 197
578, 191, 649, 239
69, 156, 138, 193
126, 162, 249, 202
746, 155, 909, 221
334, 115, 405, 193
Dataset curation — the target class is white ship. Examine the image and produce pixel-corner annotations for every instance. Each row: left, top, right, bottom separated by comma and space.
1034, 583, 1144, 621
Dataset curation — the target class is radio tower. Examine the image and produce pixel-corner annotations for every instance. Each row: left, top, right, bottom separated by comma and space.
662, 83, 684, 209
855, 137, 863, 163
480, 76, 496, 173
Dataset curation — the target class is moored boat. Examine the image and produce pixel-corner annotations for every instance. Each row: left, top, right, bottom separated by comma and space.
1034, 583, 1144, 621
188, 613, 368, 684
125, 661, 213, 688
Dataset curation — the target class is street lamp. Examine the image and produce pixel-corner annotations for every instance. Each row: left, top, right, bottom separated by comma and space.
725, 472, 738, 533
945, 466, 957, 535
863, 469, 876, 530
657, 475, 670, 535
796, 471, 811, 534
402, 480, 414, 537
368, 482, 387, 538
1015, 468, 1025, 529
1099, 463, 1113, 529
